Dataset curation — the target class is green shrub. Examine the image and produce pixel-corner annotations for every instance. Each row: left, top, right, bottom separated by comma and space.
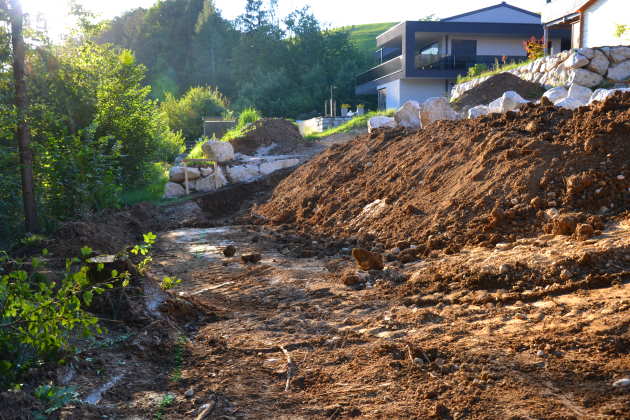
467, 63, 489, 78
160, 87, 229, 142
237, 108, 262, 128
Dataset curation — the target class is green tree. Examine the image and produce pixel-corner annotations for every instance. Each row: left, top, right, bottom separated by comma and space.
160, 86, 228, 142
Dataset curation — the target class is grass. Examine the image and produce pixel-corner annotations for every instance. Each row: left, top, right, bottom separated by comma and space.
455, 59, 532, 85
335, 22, 398, 54
154, 393, 175, 420
120, 162, 170, 206
304, 110, 395, 140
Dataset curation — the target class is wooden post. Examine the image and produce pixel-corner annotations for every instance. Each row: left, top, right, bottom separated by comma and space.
183, 161, 189, 195
543, 25, 549, 56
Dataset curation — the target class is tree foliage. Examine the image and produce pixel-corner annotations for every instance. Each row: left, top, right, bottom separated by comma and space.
98, 0, 375, 119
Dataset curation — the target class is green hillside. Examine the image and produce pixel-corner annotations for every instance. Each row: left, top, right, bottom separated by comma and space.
336, 22, 398, 55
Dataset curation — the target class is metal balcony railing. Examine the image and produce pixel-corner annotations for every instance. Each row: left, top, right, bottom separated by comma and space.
356, 56, 403, 85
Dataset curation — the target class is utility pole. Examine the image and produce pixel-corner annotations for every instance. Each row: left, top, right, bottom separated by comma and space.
9, 0, 38, 233
329, 85, 336, 117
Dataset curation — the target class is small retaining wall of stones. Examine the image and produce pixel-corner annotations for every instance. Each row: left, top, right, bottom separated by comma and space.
451, 45, 630, 101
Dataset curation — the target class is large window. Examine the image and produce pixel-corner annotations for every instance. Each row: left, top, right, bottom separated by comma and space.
416, 41, 441, 68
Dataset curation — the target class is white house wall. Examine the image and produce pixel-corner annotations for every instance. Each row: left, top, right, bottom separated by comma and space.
445, 5, 540, 24
583, 0, 630, 48
377, 79, 401, 110
400, 79, 448, 105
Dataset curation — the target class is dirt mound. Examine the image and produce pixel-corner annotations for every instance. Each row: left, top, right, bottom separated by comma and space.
452, 72, 546, 111
230, 118, 303, 155
49, 201, 207, 257
256, 92, 630, 257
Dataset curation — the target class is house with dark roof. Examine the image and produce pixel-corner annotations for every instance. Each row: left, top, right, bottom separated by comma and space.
542, 0, 629, 50
356, 2, 570, 109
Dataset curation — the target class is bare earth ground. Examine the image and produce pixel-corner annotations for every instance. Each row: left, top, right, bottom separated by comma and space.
54, 219, 629, 419
15, 113, 626, 420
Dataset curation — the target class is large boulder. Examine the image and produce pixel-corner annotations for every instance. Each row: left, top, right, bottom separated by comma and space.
589, 88, 630, 104
260, 158, 300, 175
193, 167, 228, 192
586, 49, 610, 75
368, 116, 396, 133
467, 105, 489, 119
394, 100, 421, 128
563, 52, 590, 69
202, 140, 235, 163
607, 60, 630, 82
419, 97, 460, 127
169, 166, 201, 183
569, 68, 604, 88
226, 164, 261, 184
576, 48, 595, 59
554, 97, 584, 110
567, 84, 592, 105
609, 47, 630, 64
488, 91, 528, 114
543, 86, 568, 104
163, 182, 186, 199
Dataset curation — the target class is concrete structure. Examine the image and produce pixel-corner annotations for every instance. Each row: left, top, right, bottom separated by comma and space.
356, 2, 569, 109
296, 116, 352, 136
542, 0, 630, 50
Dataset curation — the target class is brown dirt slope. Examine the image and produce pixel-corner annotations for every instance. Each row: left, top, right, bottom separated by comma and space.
230, 118, 304, 155
452, 72, 546, 111
256, 92, 630, 255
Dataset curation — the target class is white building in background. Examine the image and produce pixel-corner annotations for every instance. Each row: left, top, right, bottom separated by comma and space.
356, 2, 570, 110
542, 0, 630, 49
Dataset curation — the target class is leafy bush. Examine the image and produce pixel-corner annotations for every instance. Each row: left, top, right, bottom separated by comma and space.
237, 107, 262, 128
0, 233, 168, 391
160, 86, 229, 142
467, 63, 489, 78
522, 36, 544, 61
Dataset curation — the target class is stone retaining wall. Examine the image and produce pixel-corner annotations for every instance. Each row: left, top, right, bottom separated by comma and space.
451, 45, 630, 100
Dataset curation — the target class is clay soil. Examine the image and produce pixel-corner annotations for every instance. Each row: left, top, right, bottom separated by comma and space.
5, 95, 629, 419
451, 72, 546, 111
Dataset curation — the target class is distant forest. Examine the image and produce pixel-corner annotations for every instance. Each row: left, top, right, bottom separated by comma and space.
98, 0, 377, 119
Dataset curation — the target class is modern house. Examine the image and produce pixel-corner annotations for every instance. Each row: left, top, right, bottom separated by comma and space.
356, 2, 569, 109
542, 0, 629, 50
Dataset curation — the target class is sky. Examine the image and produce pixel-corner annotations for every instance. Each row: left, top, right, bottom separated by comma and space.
22, 0, 547, 39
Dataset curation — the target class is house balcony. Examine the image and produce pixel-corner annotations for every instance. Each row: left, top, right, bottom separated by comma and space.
415, 54, 527, 71
356, 55, 403, 86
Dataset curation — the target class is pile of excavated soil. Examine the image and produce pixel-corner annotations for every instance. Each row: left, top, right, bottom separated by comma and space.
230, 118, 304, 155
256, 92, 630, 258
452, 72, 546, 111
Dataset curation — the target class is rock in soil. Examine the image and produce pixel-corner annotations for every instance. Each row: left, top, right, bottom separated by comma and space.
241, 253, 262, 264
223, 245, 237, 258
352, 248, 384, 271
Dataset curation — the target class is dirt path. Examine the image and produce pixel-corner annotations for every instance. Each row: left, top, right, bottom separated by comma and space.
140, 223, 629, 419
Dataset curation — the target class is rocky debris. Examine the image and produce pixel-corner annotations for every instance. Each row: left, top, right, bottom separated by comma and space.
394, 100, 421, 128
570, 68, 603, 87
564, 51, 590, 69
169, 166, 201, 183
607, 60, 630, 82
554, 97, 584, 110
227, 164, 262, 184
586, 49, 610, 75
368, 116, 396, 133
352, 248, 384, 271
467, 105, 489, 119
420, 97, 460, 127
488, 91, 528, 114
613, 378, 630, 388
567, 84, 592, 104
230, 118, 303, 155
223, 245, 236, 258
193, 167, 229, 192
542, 86, 568, 104
202, 140, 235, 163
453, 46, 630, 100
164, 182, 186, 198
241, 253, 262, 264
574, 223, 594, 241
